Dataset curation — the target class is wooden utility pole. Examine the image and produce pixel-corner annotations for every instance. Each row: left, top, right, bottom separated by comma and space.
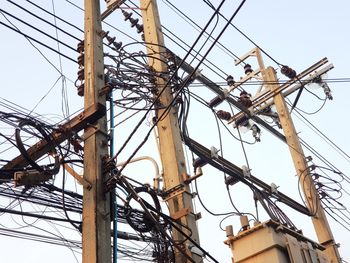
140, 0, 201, 262
264, 66, 341, 263
82, 0, 111, 262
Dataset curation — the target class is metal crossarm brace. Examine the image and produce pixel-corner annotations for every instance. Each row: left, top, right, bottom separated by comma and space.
1, 103, 106, 172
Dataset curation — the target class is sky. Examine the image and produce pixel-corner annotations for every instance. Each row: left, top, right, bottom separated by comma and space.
0, 0, 350, 262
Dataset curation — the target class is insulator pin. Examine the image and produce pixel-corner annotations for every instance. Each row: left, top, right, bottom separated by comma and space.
226, 75, 235, 86
129, 17, 139, 28
106, 35, 116, 45
235, 115, 250, 127
244, 64, 253, 75
216, 110, 231, 121
136, 24, 144, 34
77, 40, 84, 53
99, 30, 109, 38
281, 65, 297, 79
77, 68, 84, 81
77, 54, 84, 66
208, 95, 224, 108
77, 83, 84, 97
122, 10, 132, 21
113, 41, 122, 50
238, 91, 252, 107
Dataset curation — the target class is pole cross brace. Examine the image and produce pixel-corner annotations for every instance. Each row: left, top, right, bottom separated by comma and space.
1, 103, 106, 173
64, 164, 92, 190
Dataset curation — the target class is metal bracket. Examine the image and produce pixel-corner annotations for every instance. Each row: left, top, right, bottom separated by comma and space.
234, 47, 265, 70
182, 172, 202, 184
161, 184, 185, 201
83, 124, 110, 141
101, 0, 125, 20
64, 164, 92, 190
98, 84, 113, 97
171, 208, 190, 220
0, 103, 106, 176
14, 170, 52, 187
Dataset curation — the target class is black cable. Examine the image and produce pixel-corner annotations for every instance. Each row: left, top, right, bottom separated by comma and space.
0, 21, 77, 63
162, 0, 243, 63
15, 119, 60, 174
0, 207, 80, 224
292, 105, 350, 165
137, 188, 220, 263
6, 0, 82, 40
115, 175, 197, 263
202, 0, 283, 67
127, 0, 229, 79
25, 0, 83, 33
0, 9, 77, 53
0, 227, 81, 248
110, 0, 229, 161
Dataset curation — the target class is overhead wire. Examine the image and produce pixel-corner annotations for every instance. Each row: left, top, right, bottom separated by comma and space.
7, 0, 82, 40
127, 0, 229, 79
202, 0, 283, 67
109, 0, 230, 164
0, 21, 77, 64
0, 8, 77, 53
291, 103, 350, 165
162, 0, 244, 63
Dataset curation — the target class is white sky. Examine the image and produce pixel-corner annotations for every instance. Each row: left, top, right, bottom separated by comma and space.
0, 0, 350, 262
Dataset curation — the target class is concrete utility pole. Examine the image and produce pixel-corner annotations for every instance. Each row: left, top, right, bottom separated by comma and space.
140, 0, 201, 262
82, 0, 111, 262
263, 66, 341, 263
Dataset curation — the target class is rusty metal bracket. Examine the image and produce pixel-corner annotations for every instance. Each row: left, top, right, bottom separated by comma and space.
161, 184, 185, 201
82, 123, 110, 142
1, 103, 106, 175
98, 84, 113, 97
182, 172, 202, 184
64, 164, 92, 190
171, 208, 190, 220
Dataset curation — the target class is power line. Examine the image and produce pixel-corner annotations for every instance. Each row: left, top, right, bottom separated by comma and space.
7, 0, 82, 40
25, 0, 84, 33
0, 8, 77, 53
202, 0, 283, 67
0, 21, 77, 63
162, 0, 243, 63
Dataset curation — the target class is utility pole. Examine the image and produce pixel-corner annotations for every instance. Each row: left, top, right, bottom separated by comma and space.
82, 0, 111, 262
140, 0, 201, 262
263, 66, 341, 263
224, 48, 340, 262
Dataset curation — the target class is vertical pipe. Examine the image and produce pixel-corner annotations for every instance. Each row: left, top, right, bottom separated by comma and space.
109, 91, 117, 263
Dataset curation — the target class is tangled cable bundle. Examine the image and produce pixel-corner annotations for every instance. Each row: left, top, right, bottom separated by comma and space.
104, 42, 182, 111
